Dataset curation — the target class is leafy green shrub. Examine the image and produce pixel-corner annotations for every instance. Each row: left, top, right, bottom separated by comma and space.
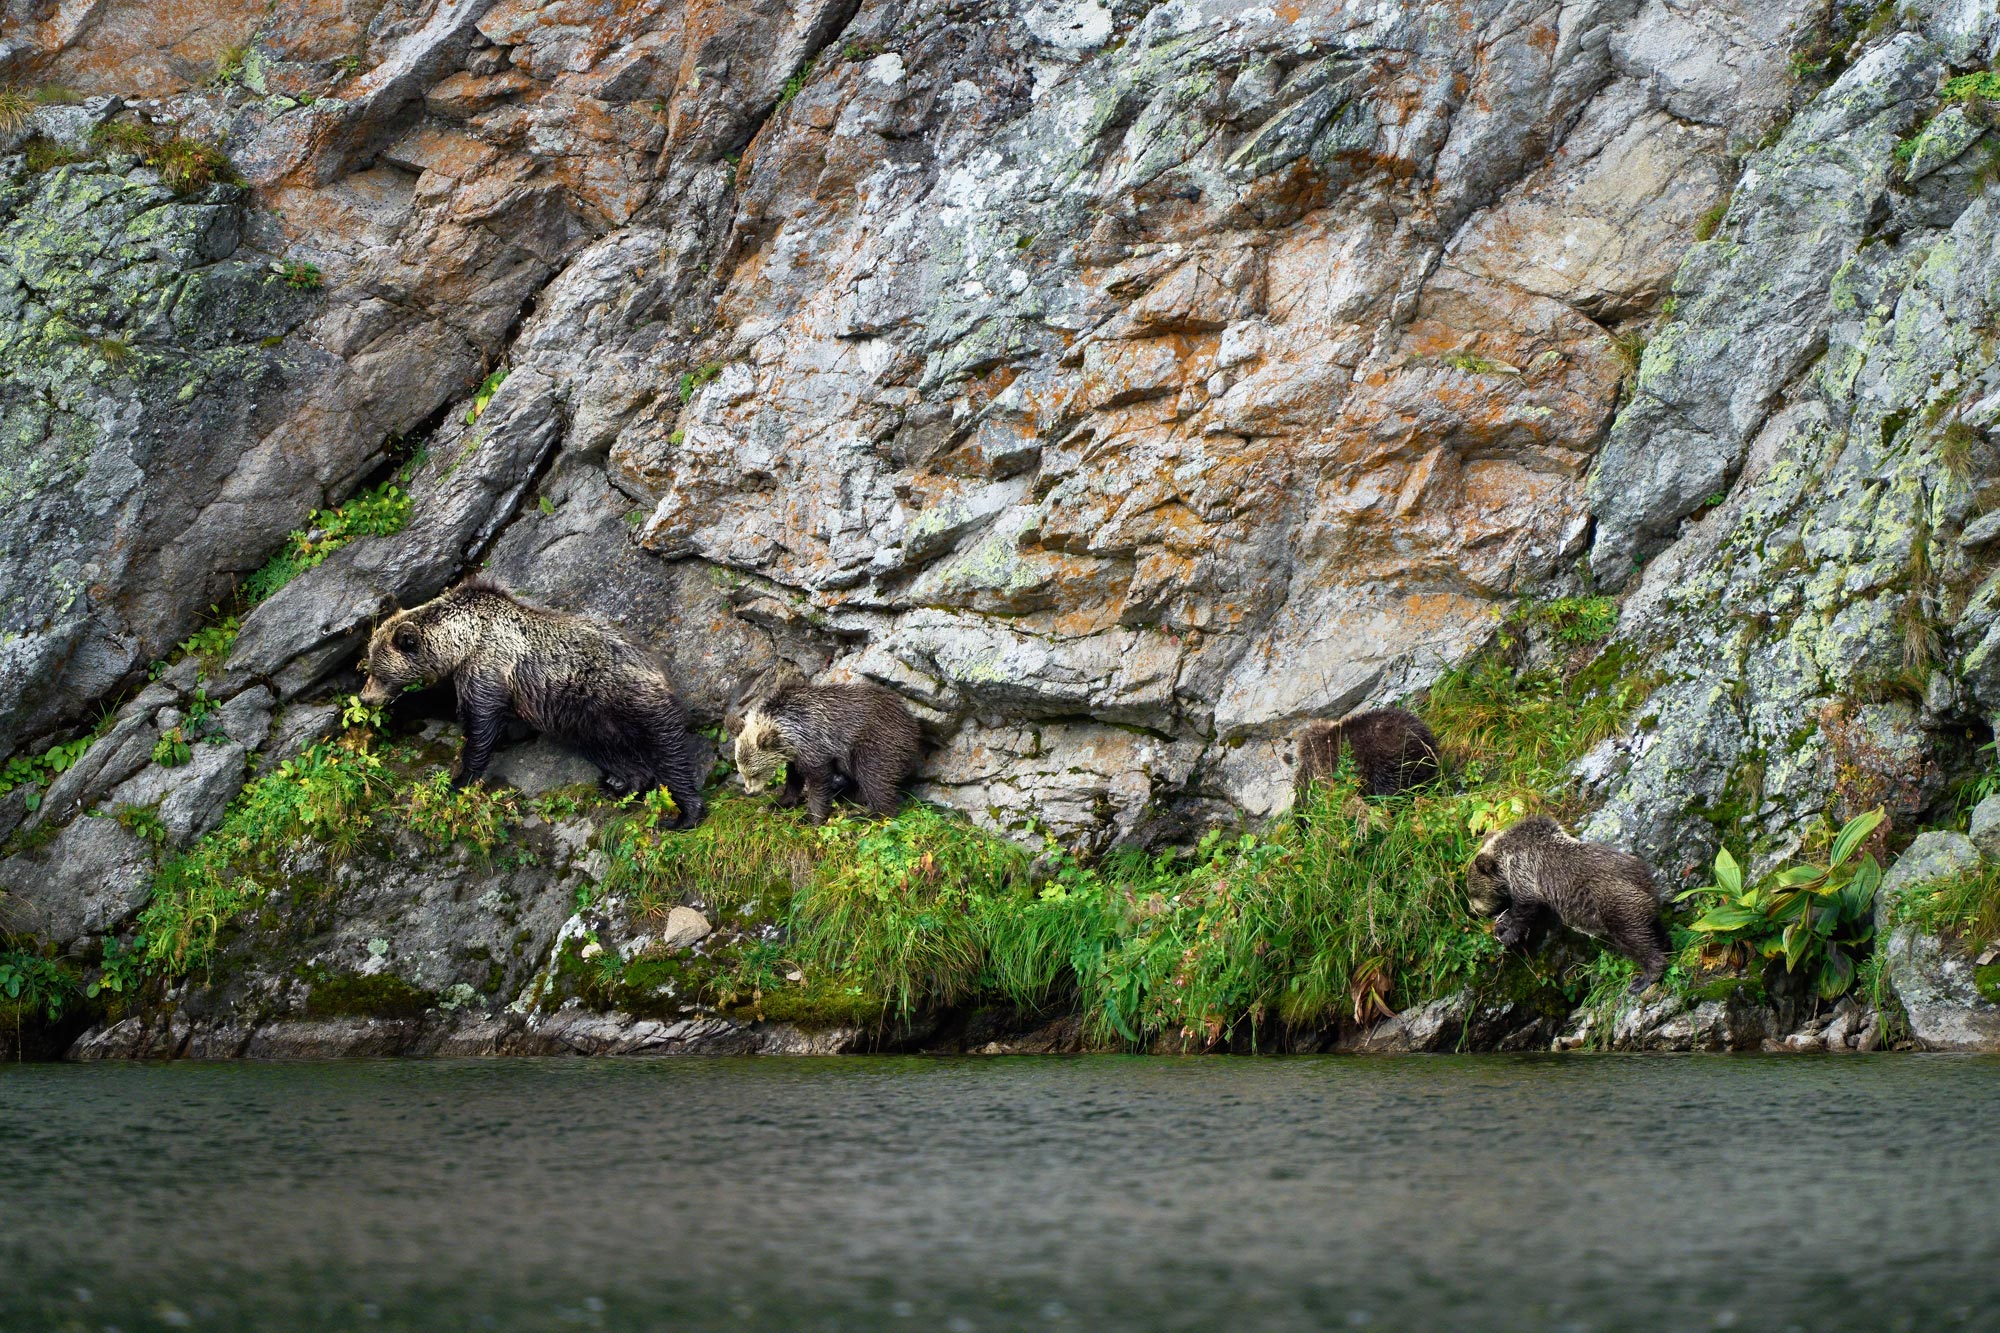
274, 259, 323, 290
240, 479, 412, 603
1534, 596, 1619, 646
90, 119, 156, 155
1692, 195, 1731, 241
1886, 859, 2000, 946
0, 732, 99, 812
1678, 807, 1885, 999
399, 770, 520, 852
149, 136, 233, 194
23, 136, 88, 172
176, 615, 240, 676
776, 57, 816, 106
151, 728, 193, 769
464, 365, 507, 424
0, 947, 78, 1022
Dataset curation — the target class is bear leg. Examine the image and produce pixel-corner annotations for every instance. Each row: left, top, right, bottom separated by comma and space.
1492, 901, 1541, 947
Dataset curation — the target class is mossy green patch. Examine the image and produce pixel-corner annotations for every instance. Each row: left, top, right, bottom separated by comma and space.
304, 970, 436, 1020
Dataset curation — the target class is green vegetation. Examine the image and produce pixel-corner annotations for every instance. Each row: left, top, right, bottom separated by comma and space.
464, 365, 508, 425
1940, 69, 2000, 108
0, 732, 100, 812
842, 39, 887, 62
240, 478, 413, 604
211, 41, 252, 87
139, 738, 390, 975
23, 137, 89, 173
1677, 808, 1885, 1000
398, 770, 521, 852
1530, 596, 1620, 646
0, 946, 78, 1024
151, 728, 193, 769
678, 362, 724, 402
1887, 858, 2000, 947
593, 645, 1654, 1044
1692, 195, 1730, 242
70, 117, 238, 195
1439, 350, 1518, 376
776, 57, 816, 107
0, 86, 31, 132
274, 259, 323, 291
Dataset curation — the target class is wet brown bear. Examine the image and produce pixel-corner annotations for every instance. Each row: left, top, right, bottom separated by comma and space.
1290, 707, 1441, 801
1467, 816, 1669, 992
358, 579, 705, 827
732, 674, 922, 822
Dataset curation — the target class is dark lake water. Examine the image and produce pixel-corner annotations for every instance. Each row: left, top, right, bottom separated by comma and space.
3, 1054, 1997, 1331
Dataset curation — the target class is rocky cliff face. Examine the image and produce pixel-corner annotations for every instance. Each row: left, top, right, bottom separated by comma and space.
5, 0, 2000, 1056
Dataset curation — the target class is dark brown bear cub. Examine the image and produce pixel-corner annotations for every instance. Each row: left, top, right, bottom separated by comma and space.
358, 579, 706, 828
1467, 816, 1669, 992
732, 674, 922, 823
1291, 707, 1441, 801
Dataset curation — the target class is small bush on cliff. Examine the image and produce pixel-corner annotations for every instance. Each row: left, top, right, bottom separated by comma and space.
1677, 807, 1885, 1000
1887, 859, 2000, 947
0, 944, 79, 1024
22, 136, 88, 173
0, 731, 99, 813
400, 770, 520, 853
240, 478, 412, 603
149, 136, 233, 195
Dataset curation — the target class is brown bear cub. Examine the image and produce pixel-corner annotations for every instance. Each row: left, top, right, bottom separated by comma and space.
1467, 816, 1669, 992
1291, 707, 1441, 801
358, 579, 706, 828
731, 672, 922, 823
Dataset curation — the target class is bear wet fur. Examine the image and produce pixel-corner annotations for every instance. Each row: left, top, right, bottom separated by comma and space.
731, 672, 922, 823
1291, 707, 1442, 801
1467, 816, 1669, 992
358, 579, 706, 828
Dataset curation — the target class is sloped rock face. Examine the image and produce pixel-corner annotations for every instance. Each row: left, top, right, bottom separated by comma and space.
1581, 9, 2000, 885
10, 0, 2000, 1054
3, 0, 1818, 846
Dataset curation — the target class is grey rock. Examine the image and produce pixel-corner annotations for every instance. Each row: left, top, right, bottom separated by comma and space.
1877, 831, 2000, 1051
1971, 795, 2000, 860
1587, 34, 1941, 581
0, 815, 153, 947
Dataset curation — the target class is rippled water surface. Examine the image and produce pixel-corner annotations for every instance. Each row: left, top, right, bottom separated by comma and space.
3, 1054, 1998, 1331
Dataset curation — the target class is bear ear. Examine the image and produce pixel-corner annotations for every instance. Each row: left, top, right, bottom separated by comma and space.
392, 623, 419, 653
1473, 852, 1499, 877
